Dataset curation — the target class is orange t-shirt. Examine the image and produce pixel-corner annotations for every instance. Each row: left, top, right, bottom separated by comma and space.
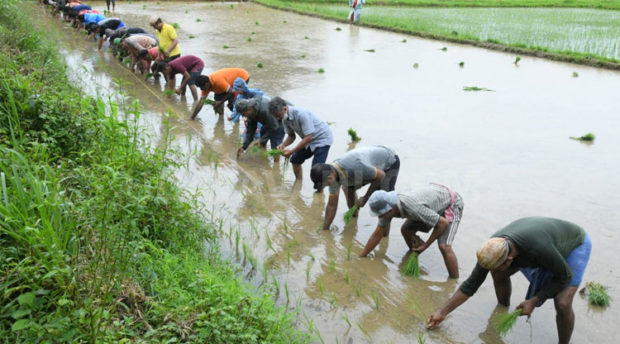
208, 68, 249, 94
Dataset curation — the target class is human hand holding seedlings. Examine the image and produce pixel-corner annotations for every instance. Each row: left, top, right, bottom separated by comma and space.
427, 312, 446, 329
516, 297, 538, 318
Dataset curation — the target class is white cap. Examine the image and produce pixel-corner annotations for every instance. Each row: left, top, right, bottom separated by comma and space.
368, 190, 398, 217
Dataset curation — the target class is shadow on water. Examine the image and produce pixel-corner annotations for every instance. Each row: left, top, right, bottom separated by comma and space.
38, 1, 620, 343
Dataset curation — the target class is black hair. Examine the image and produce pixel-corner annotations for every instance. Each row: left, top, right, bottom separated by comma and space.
137, 49, 148, 59
155, 61, 169, 74
310, 163, 335, 191
195, 75, 210, 88
268, 96, 287, 115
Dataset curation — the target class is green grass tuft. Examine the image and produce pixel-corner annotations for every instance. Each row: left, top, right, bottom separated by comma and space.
364, 48, 376, 52
570, 132, 595, 142
172, 22, 180, 29
496, 309, 522, 336
257, 62, 264, 68
348, 128, 361, 142
586, 282, 610, 306
463, 86, 494, 91
264, 149, 283, 157
318, 68, 325, 73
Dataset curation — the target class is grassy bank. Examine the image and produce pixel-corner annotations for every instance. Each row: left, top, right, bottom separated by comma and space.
256, 0, 620, 68
0, 0, 310, 342
278, 0, 620, 10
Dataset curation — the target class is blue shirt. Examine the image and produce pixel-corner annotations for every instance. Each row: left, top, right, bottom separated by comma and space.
283, 106, 333, 151
230, 87, 265, 123
84, 13, 105, 25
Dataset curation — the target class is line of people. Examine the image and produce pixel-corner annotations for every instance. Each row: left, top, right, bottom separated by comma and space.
42, 3, 593, 343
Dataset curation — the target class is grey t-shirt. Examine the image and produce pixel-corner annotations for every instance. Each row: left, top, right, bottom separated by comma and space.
283, 106, 333, 152
377, 184, 457, 227
329, 146, 397, 194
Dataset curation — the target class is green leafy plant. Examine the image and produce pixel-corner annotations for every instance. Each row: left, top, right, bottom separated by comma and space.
463, 86, 494, 91
223, 45, 229, 49
441, 46, 448, 51
401, 39, 407, 43
301, 54, 306, 59
572, 71, 579, 77
265, 149, 283, 157
257, 62, 264, 68
514, 56, 521, 64
584, 282, 610, 306
162, 89, 175, 96
247, 37, 252, 42
496, 309, 522, 336
335, 27, 342, 31
459, 61, 465, 67
196, 18, 201, 22
364, 49, 376, 52
189, 34, 195, 39
343, 204, 359, 225
172, 22, 180, 29
348, 128, 361, 142
402, 253, 420, 278
413, 62, 419, 68
318, 68, 325, 73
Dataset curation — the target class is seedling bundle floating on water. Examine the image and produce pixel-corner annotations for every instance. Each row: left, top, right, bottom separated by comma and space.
348, 128, 361, 142
402, 253, 420, 278
364, 49, 376, 53
581, 281, 610, 306
496, 309, 522, 336
569, 133, 595, 142
463, 86, 494, 92
343, 204, 359, 225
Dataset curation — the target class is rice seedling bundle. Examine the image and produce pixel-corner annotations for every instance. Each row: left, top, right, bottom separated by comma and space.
264, 149, 283, 157
496, 309, 522, 336
343, 204, 359, 225
585, 282, 610, 306
570, 133, 595, 142
348, 128, 361, 142
402, 253, 420, 278
203, 98, 215, 105
257, 62, 263, 68
318, 68, 325, 73
364, 49, 376, 52
463, 86, 494, 91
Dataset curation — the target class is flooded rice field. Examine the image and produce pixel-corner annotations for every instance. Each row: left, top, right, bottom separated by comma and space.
40, 2, 620, 343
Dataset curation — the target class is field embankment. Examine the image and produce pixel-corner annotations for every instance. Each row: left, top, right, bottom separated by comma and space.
0, 0, 310, 342
255, 0, 620, 69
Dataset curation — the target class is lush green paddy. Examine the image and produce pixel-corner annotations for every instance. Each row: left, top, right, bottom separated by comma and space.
258, 0, 620, 63
285, 0, 620, 10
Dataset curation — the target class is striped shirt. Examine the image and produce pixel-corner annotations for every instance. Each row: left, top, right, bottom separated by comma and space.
378, 184, 462, 228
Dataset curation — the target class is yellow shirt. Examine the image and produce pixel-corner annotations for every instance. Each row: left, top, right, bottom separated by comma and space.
156, 23, 181, 57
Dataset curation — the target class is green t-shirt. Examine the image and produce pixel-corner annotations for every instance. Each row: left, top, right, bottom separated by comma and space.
459, 217, 585, 302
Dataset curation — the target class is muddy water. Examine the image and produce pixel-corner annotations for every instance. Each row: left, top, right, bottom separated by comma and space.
39, 2, 620, 343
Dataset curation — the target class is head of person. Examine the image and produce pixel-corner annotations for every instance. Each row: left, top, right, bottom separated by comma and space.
104, 28, 115, 39
149, 16, 163, 30
310, 164, 336, 191
137, 48, 149, 60
77, 13, 85, 22
232, 77, 249, 94
86, 23, 98, 35
476, 237, 513, 271
155, 61, 171, 77
268, 96, 288, 120
368, 190, 399, 218
195, 75, 212, 92
234, 98, 258, 118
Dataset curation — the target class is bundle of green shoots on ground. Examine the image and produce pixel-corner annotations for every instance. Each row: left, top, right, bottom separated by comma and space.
264, 149, 284, 157
570, 133, 595, 142
402, 253, 420, 278
496, 309, 522, 336
343, 204, 359, 225
203, 98, 215, 105
582, 282, 610, 306
348, 128, 361, 142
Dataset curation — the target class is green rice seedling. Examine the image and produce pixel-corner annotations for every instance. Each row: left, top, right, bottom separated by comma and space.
441, 47, 448, 51
402, 253, 420, 278
355, 285, 362, 297
346, 244, 352, 261
463, 86, 494, 91
317, 277, 325, 296
343, 204, 359, 225
235, 229, 240, 254
172, 23, 180, 29
286, 248, 291, 266
348, 128, 361, 142
335, 27, 342, 31
514, 56, 521, 64
271, 273, 280, 298
371, 290, 380, 310
357, 322, 372, 341
142, 5, 146, 9
284, 281, 290, 306
262, 262, 269, 283
185, 9, 188, 13
364, 49, 376, 52
250, 218, 260, 238
306, 262, 312, 281
304, 36, 309, 39
569, 133, 595, 142
572, 72, 579, 77
251, 31, 256, 35
188, 34, 195, 39
308, 252, 316, 261
496, 309, 522, 336
411, 297, 427, 320
401, 39, 407, 43
257, 62, 263, 68
585, 282, 610, 306
196, 18, 201, 22
265, 231, 276, 253
341, 314, 352, 328
230, 4, 234, 8
417, 333, 426, 344
413, 62, 419, 68
247, 37, 252, 42
329, 259, 336, 272
301, 54, 306, 59
264, 149, 283, 158
222, 45, 229, 49
318, 68, 325, 73
255, 21, 259, 25
162, 89, 175, 97
203, 98, 215, 105
283, 20, 288, 23
344, 271, 350, 284
451, 30, 458, 36
459, 61, 465, 67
